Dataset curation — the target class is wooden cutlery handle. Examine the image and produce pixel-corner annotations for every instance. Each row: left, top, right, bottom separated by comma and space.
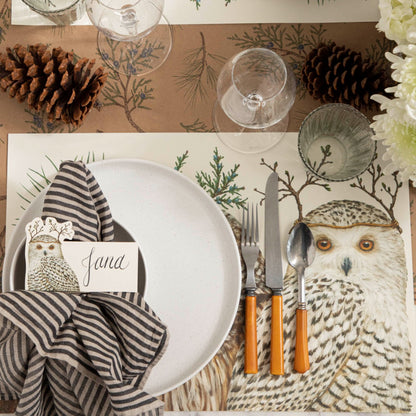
270, 294, 284, 375
294, 308, 310, 373
244, 295, 258, 374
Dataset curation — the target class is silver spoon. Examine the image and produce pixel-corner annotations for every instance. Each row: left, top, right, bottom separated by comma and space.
287, 222, 315, 373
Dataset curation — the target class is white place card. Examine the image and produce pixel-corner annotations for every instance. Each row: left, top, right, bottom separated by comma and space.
62, 241, 139, 292
23, 217, 139, 292
25, 239, 139, 292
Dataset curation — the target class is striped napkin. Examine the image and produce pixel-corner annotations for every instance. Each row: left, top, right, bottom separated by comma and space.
0, 161, 169, 416
42, 160, 114, 242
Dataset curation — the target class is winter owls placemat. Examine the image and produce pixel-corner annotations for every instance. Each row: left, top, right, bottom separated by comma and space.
5, 132, 416, 412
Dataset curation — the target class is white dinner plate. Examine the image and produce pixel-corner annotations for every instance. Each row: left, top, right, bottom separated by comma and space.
3, 158, 242, 396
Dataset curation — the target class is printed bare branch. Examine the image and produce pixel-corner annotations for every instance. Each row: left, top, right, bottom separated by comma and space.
45, 217, 74, 242
350, 160, 402, 231
309, 144, 333, 175
255, 158, 330, 221
26, 218, 44, 242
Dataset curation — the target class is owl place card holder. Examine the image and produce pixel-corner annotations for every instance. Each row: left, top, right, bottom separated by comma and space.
24, 217, 139, 292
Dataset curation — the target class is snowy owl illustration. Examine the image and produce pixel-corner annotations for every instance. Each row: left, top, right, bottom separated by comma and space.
226, 199, 412, 412
26, 234, 80, 292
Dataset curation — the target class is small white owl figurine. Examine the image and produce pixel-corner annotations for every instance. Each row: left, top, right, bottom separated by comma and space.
26, 234, 80, 292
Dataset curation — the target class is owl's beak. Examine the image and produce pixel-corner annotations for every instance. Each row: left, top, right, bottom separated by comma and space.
341, 257, 352, 276
43, 250, 48, 256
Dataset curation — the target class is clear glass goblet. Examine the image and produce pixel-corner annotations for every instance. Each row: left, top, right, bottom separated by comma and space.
213, 48, 296, 153
86, 0, 172, 76
21, 0, 86, 25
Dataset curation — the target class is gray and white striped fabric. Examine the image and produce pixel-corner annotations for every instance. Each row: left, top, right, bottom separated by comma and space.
42, 160, 114, 242
0, 291, 168, 416
0, 160, 169, 415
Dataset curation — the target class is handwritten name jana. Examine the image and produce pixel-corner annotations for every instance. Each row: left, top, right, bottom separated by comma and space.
81, 247, 129, 286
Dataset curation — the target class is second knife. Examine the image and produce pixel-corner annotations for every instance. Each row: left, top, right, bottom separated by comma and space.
265, 171, 284, 375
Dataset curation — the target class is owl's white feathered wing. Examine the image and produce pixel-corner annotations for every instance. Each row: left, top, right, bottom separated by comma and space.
226, 267, 367, 411
28, 256, 80, 292
310, 293, 413, 412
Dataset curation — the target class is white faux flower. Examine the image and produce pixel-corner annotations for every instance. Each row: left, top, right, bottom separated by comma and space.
371, 94, 416, 181
384, 45, 416, 104
377, 0, 416, 44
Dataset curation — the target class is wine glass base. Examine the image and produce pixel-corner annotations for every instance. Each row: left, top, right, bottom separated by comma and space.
212, 101, 289, 154
97, 14, 172, 76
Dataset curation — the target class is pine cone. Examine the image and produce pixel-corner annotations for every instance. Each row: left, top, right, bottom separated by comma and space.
0, 44, 107, 126
301, 42, 389, 109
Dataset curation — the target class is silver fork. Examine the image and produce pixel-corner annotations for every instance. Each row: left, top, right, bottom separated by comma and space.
241, 203, 259, 374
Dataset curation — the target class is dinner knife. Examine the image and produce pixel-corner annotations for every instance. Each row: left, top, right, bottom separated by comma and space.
265, 171, 284, 375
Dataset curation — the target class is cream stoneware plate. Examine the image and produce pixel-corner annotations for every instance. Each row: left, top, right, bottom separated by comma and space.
3, 158, 242, 396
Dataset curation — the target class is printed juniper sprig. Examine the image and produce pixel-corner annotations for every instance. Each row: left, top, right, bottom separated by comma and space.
196, 147, 246, 210
175, 32, 225, 108
308, 24, 329, 47
228, 24, 329, 97
174, 151, 190, 172
286, 24, 328, 53
284, 24, 329, 90
180, 118, 214, 132
102, 37, 166, 76
98, 37, 161, 132
228, 24, 285, 51
229, 24, 328, 57
24, 109, 79, 134
364, 37, 396, 72
101, 68, 154, 132
255, 158, 331, 221
350, 156, 402, 231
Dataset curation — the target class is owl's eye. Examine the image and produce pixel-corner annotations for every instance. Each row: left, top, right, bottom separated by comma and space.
36, 244, 42, 250
316, 238, 332, 251
359, 239, 374, 251
48, 244, 55, 250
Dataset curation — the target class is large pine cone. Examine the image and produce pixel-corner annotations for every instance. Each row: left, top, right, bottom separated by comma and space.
0, 44, 107, 126
301, 42, 389, 109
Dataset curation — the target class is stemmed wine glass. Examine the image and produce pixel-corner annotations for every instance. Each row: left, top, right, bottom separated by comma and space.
213, 48, 296, 153
86, 0, 172, 76
21, 0, 86, 25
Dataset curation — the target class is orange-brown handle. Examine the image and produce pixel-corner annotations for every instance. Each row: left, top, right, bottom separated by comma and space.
270, 294, 284, 375
244, 295, 258, 374
294, 308, 310, 373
